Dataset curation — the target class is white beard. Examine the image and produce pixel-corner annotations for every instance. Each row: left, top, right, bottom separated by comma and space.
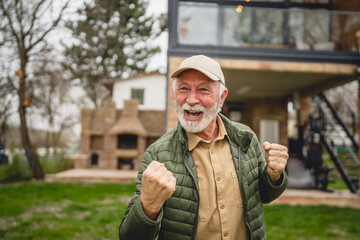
176, 98, 221, 133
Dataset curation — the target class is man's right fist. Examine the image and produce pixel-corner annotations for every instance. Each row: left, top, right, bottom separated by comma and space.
140, 161, 176, 220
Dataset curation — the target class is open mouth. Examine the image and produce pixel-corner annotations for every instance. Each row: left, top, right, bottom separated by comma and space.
185, 110, 203, 119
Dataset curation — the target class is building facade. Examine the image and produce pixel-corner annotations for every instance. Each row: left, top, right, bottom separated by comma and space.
166, 0, 360, 148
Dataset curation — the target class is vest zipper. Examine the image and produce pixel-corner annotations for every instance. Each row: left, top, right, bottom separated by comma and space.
183, 150, 200, 240
238, 148, 253, 240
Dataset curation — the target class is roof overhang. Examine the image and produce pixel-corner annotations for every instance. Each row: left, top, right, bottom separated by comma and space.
169, 56, 359, 102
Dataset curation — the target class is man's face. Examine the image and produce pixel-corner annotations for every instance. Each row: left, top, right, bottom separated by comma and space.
174, 70, 227, 133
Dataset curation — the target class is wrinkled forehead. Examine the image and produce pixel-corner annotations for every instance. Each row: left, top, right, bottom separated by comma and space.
176, 69, 219, 87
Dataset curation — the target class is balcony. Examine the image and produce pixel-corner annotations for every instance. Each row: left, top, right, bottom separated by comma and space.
168, 1, 360, 64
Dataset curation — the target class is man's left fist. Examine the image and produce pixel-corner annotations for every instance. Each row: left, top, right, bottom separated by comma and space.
263, 142, 289, 184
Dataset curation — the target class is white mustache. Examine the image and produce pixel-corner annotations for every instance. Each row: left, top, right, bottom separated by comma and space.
181, 103, 205, 112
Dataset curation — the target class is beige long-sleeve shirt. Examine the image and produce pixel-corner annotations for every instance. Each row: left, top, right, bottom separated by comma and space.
186, 116, 249, 240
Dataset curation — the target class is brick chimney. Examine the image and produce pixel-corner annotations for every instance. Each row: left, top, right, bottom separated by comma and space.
108, 99, 147, 136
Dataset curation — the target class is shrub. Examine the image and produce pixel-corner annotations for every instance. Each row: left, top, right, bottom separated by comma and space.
0, 153, 32, 182
40, 154, 73, 174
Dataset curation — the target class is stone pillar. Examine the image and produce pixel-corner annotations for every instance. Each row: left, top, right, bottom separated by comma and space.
167, 57, 184, 132
135, 136, 146, 170
300, 97, 310, 126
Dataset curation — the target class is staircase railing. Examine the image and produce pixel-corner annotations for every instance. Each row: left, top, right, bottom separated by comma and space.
314, 95, 359, 193
317, 93, 358, 151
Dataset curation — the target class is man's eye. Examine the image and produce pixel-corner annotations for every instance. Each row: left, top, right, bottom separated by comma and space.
200, 88, 209, 92
178, 87, 188, 91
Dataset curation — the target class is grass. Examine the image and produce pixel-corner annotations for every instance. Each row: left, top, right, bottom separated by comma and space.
322, 152, 351, 190
0, 182, 136, 240
0, 182, 360, 240
264, 204, 360, 240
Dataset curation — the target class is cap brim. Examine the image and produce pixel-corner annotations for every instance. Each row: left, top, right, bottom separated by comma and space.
170, 67, 220, 81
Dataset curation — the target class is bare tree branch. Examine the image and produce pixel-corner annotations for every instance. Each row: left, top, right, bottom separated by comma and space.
27, 0, 69, 52
0, 0, 21, 45
23, 0, 47, 36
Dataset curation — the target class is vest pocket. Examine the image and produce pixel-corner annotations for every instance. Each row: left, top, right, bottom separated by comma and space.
231, 170, 243, 208
198, 181, 211, 222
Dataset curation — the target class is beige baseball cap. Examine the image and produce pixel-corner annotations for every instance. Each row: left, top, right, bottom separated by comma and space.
170, 55, 225, 85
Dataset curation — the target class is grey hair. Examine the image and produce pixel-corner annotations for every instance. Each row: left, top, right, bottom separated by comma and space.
172, 78, 227, 100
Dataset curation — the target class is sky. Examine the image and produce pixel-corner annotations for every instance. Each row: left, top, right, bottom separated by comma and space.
146, 0, 168, 73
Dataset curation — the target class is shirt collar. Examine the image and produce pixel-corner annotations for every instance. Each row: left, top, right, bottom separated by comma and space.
186, 115, 228, 151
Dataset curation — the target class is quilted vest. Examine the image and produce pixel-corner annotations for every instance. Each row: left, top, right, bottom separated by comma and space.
119, 114, 287, 240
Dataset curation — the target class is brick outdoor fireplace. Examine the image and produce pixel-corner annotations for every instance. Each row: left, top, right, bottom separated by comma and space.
108, 100, 147, 170
74, 99, 163, 170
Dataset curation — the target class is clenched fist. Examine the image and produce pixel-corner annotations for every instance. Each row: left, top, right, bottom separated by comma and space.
140, 161, 176, 220
263, 142, 289, 184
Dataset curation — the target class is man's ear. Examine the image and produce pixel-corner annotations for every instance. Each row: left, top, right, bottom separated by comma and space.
219, 88, 228, 108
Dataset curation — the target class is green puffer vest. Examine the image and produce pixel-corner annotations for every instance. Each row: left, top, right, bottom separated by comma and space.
119, 114, 287, 240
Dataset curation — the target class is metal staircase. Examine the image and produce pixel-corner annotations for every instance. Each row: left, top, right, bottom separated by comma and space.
311, 93, 359, 193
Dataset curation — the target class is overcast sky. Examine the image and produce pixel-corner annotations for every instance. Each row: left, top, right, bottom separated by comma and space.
145, 0, 168, 73
62, 0, 169, 72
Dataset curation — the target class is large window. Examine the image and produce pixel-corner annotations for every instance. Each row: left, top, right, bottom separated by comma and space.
289, 9, 331, 51
223, 7, 284, 48
178, 2, 218, 45
291, 0, 329, 3
175, 0, 360, 53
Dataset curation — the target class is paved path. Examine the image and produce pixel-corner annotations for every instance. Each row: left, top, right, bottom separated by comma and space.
45, 168, 138, 183
272, 188, 360, 209
46, 168, 360, 209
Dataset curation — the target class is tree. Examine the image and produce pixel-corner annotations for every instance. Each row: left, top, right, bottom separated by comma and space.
0, 0, 69, 179
0, 95, 13, 148
32, 53, 78, 156
0, 62, 15, 148
63, 0, 161, 108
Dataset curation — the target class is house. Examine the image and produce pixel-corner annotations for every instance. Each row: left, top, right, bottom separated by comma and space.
74, 73, 166, 170
165, 0, 360, 191
166, 0, 360, 140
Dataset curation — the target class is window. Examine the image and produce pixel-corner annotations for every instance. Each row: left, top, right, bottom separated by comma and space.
178, 2, 218, 45
131, 88, 144, 105
289, 8, 331, 51
223, 7, 284, 47
229, 110, 242, 122
291, 0, 329, 3
260, 119, 280, 145
175, 0, 357, 53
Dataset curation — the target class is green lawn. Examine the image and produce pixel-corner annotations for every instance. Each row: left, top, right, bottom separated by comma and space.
0, 182, 135, 240
0, 182, 359, 240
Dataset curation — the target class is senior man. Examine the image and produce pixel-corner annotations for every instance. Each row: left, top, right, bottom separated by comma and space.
119, 55, 288, 240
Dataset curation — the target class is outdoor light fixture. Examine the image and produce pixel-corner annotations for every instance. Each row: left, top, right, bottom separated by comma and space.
236, 5, 243, 13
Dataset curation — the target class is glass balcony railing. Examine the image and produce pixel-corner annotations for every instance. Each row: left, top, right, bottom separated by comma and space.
177, 2, 360, 54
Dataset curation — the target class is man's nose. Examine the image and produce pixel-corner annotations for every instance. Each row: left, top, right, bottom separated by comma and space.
186, 92, 199, 105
